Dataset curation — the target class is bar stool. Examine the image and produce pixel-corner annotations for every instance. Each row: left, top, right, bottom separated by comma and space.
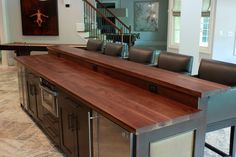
104, 43, 123, 57
157, 51, 193, 75
197, 59, 236, 157
128, 47, 154, 65
86, 39, 103, 52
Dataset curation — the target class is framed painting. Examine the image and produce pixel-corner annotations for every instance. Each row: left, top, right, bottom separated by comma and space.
134, 1, 159, 32
20, 0, 59, 36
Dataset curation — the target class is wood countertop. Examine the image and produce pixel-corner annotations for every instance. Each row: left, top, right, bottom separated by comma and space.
48, 45, 229, 98
16, 54, 200, 134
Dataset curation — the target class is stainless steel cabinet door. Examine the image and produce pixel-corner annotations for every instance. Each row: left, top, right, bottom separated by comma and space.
92, 112, 132, 157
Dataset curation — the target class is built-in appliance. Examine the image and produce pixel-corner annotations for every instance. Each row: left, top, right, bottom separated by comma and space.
91, 111, 135, 157
39, 78, 58, 117
39, 78, 60, 145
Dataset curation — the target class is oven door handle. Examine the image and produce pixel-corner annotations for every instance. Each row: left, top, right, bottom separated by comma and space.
39, 84, 58, 96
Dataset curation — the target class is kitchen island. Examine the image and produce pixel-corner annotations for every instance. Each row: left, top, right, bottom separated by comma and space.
15, 46, 229, 157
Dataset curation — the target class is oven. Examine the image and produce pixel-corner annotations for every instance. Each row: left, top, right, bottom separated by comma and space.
39, 78, 60, 145
39, 78, 58, 117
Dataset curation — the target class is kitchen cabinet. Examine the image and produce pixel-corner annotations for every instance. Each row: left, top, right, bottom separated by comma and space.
58, 92, 90, 157
92, 112, 132, 157
38, 102, 60, 146
26, 70, 40, 120
25, 70, 59, 144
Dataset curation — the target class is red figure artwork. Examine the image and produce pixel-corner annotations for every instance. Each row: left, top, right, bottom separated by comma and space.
30, 9, 49, 27
20, 0, 59, 35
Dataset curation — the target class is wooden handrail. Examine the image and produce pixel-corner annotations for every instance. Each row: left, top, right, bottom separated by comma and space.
95, 0, 131, 31
84, 0, 122, 33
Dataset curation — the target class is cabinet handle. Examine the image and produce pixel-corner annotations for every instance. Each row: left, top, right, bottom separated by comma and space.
32, 85, 36, 95
68, 114, 73, 130
29, 84, 32, 95
71, 115, 78, 131
29, 84, 35, 95
65, 97, 80, 108
39, 84, 57, 96
88, 112, 92, 157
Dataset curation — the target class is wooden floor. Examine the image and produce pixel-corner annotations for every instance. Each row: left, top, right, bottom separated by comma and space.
0, 66, 230, 157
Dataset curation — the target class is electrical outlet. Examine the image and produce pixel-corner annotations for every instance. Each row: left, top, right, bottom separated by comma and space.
149, 84, 158, 93
64, 0, 70, 7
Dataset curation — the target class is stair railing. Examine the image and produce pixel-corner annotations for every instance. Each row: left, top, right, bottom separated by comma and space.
83, 0, 133, 46
95, 0, 132, 46
95, 0, 131, 32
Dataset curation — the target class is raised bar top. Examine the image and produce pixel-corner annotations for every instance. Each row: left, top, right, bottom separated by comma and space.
16, 54, 200, 134
48, 45, 229, 98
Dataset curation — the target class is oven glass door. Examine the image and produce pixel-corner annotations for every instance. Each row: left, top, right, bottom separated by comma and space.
40, 86, 58, 117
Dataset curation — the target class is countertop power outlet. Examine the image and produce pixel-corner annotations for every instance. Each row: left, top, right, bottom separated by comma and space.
149, 84, 158, 93
92, 64, 98, 72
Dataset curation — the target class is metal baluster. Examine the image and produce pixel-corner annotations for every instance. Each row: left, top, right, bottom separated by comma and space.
98, 14, 101, 39
95, 11, 97, 39
89, 6, 91, 37
84, 2, 86, 31
91, 7, 93, 39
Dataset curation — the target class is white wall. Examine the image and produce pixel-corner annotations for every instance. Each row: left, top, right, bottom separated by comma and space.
212, 0, 236, 63
179, 0, 202, 74
0, 0, 10, 66
5, 0, 85, 44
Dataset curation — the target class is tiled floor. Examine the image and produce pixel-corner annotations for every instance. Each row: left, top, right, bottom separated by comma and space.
0, 66, 64, 157
0, 66, 232, 157
205, 128, 231, 157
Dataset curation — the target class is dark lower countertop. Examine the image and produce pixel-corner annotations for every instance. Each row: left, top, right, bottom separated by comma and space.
0, 42, 86, 48
16, 54, 200, 134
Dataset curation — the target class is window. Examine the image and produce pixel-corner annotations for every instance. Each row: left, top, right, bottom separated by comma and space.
171, 0, 181, 45
168, 0, 213, 52
200, 17, 210, 47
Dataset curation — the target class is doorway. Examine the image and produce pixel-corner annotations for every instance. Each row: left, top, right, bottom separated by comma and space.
96, 2, 116, 34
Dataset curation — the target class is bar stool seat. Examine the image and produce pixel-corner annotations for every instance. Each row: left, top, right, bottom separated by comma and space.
197, 59, 236, 157
128, 47, 154, 65
86, 39, 103, 52
104, 43, 123, 57
157, 51, 193, 75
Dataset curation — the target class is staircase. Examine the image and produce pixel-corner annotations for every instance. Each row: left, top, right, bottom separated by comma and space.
82, 0, 139, 47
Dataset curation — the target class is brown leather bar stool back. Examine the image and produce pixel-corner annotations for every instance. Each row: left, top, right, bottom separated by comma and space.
198, 59, 236, 86
86, 39, 103, 51
104, 43, 123, 57
128, 47, 153, 64
157, 52, 193, 75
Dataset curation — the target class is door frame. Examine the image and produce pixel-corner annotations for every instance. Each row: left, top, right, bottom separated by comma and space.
0, 0, 9, 66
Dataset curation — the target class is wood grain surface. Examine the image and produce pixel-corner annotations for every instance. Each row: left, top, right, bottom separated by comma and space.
48, 46, 229, 98
16, 54, 200, 132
